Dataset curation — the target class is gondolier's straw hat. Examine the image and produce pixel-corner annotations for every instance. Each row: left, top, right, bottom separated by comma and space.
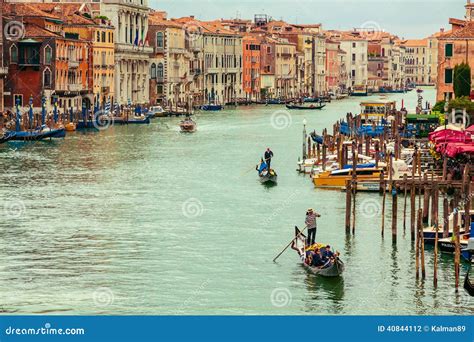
307, 208, 313, 212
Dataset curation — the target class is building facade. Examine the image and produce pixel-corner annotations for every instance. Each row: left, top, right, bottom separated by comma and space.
102, 0, 152, 105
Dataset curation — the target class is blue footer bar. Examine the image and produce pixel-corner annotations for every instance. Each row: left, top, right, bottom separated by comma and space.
0, 316, 472, 342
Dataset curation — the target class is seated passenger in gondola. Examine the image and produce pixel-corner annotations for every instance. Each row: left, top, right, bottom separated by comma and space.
310, 248, 325, 267
321, 245, 334, 260
256, 158, 268, 175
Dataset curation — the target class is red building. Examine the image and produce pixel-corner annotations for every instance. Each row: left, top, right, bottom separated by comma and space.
242, 35, 261, 100
325, 39, 340, 92
3, 3, 89, 111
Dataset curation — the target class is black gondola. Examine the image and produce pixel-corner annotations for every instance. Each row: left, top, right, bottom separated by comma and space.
464, 259, 474, 296
258, 169, 277, 185
286, 103, 326, 110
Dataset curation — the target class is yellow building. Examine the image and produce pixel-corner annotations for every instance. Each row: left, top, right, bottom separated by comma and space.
36, 3, 115, 105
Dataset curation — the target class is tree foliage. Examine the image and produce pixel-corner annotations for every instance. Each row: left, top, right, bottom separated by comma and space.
453, 63, 471, 98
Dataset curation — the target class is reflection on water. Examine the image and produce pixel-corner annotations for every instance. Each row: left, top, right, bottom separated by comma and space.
302, 268, 345, 314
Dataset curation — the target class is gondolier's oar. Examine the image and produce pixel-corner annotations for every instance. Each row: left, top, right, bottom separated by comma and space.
273, 225, 308, 263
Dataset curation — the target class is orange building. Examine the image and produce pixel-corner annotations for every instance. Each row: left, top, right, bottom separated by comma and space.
2, 3, 90, 111
242, 35, 261, 100
436, 3, 474, 101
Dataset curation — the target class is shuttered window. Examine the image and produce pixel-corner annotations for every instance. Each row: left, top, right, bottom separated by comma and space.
445, 43, 453, 57
445, 68, 453, 84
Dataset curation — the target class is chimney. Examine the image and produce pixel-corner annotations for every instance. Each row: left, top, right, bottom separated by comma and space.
190, 15, 194, 19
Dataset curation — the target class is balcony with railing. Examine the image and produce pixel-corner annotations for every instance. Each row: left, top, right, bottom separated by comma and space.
68, 83, 83, 92
69, 59, 79, 68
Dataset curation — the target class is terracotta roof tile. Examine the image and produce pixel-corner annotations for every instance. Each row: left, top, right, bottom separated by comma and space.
439, 22, 474, 39
2, 3, 61, 20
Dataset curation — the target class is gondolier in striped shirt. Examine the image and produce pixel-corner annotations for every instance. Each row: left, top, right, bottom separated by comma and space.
305, 208, 320, 246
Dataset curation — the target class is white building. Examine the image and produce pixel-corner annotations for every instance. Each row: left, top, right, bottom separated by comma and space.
329, 31, 368, 89
102, 0, 153, 105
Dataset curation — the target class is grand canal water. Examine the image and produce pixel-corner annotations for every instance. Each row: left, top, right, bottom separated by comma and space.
0, 87, 472, 315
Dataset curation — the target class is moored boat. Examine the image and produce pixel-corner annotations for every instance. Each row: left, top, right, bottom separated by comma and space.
351, 85, 369, 96
10, 126, 66, 141
291, 227, 344, 277
149, 106, 166, 117
201, 104, 223, 111
312, 164, 382, 188
113, 115, 151, 125
437, 235, 472, 261
0, 130, 16, 144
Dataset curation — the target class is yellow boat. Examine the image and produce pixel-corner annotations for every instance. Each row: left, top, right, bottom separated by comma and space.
65, 122, 76, 132
313, 166, 383, 188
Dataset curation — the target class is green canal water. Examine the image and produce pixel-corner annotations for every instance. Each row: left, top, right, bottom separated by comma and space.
0, 87, 472, 315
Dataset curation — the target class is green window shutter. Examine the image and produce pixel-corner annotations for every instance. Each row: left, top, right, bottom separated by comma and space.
445, 43, 453, 57
445, 68, 453, 84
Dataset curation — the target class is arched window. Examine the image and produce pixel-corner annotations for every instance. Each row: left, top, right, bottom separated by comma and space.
157, 63, 163, 78
44, 45, 52, 64
10, 44, 18, 63
43, 68, 52, 88
150, 63, 156, 79
156, 32, 164, 48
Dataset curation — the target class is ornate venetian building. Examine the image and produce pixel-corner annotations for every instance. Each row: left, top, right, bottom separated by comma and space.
101, 0, 152, 105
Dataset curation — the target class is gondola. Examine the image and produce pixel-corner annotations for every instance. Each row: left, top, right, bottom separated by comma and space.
10, 126, 66, 141
0, 130, 15, 143
291, 226, 344, 277
258, 168, 277, 185
286, 103, 326, 110
201, 104, 223, 111
180, 118, 197, 133
463, 259, 474, 296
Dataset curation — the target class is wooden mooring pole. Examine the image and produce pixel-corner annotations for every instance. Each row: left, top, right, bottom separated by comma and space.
391, 182, 397, 243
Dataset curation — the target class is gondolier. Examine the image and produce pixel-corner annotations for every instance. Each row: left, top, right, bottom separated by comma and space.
264, 148, 273, 169
305, 208, 320, 246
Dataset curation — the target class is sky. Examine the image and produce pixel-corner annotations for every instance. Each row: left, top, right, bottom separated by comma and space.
151, 0, 467, 39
